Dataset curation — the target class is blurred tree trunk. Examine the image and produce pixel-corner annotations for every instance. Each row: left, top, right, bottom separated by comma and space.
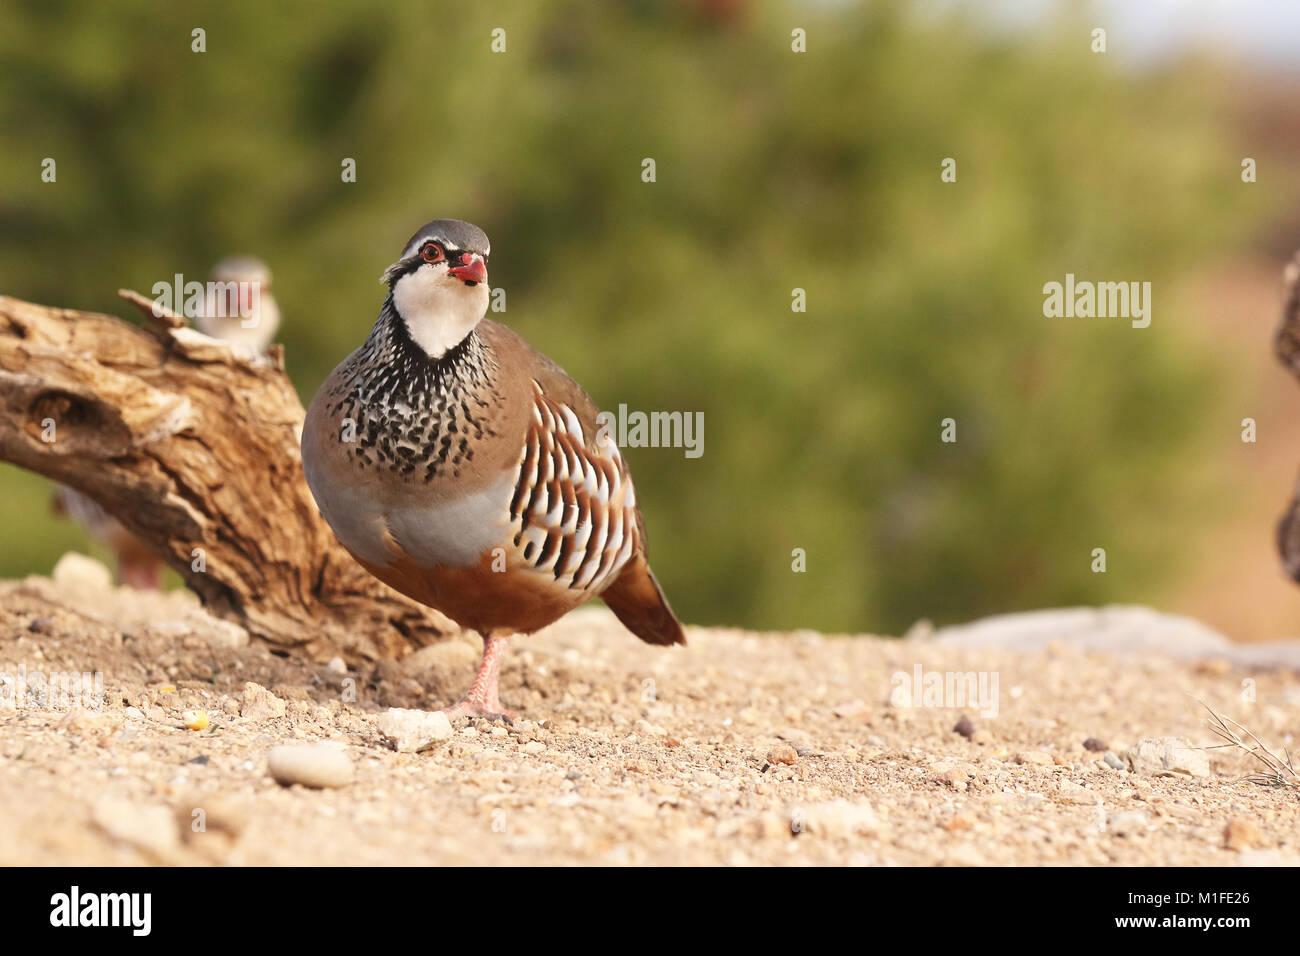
1275, 255, 1300, 581
0, 292, 451, 661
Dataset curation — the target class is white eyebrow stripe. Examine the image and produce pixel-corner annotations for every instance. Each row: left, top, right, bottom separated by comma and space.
403, 233, 489, 258
403, 238, 446, 258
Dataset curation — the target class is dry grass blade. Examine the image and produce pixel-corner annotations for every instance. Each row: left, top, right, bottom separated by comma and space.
1199, 700, 1299, 788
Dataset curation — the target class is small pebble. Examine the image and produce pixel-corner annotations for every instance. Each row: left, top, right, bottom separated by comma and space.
766, 744, 798, 766
1016, 750, 1053, 766
794, 800, 881, 838
936, 767, 969, 789
267, 744, 354, 789
832, 700, 870, 719
1224, 818, 1262, 851
718, 812, 789, 840
1057, 780, 1095, 805
1082, 737, 1107, 752
377, 708, 454, 753
1125, 737, 1210, 778
1108, 811, 1148, 838
91, 798, 179, 859
52, 552, 113, 592
945, 811, 976, 832
240, 682, 287, 721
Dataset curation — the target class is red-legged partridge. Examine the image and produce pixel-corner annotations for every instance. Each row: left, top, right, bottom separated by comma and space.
54, 256, 279, 588
199, 255, 280, 358
302, 219, 684, 720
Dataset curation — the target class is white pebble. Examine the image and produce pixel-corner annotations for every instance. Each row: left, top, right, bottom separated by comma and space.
268, 744, 354, 788
376, 708, 454, 753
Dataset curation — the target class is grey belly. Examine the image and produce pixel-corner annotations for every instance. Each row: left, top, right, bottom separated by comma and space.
383, 472, 516, 568
303, 448, 514, 570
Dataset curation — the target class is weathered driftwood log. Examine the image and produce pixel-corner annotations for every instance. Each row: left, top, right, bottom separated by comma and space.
0, 291, 451, 661
1275, 254, 1300, 581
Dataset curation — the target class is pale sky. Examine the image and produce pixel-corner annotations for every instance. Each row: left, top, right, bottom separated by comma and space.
906, 0, 1300, 70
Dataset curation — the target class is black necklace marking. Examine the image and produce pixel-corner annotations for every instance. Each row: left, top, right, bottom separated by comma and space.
325, 298, 501, 482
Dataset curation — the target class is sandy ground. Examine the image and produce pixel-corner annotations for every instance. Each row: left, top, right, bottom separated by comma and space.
3, 559, 1300, 866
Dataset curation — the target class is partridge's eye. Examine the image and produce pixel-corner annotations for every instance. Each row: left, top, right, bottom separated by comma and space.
420, 241, 444, 264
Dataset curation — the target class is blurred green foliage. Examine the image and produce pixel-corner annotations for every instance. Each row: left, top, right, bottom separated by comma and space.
0, 0, 1269, 633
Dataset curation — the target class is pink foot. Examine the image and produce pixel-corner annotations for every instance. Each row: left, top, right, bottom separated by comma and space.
441, 700, 519, 723
439, 634, 518, 722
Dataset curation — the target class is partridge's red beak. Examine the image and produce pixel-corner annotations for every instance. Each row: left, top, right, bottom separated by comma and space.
448, 253, 488, 286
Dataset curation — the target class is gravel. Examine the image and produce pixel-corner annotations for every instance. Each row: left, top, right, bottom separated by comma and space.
0, 568, 1298, 865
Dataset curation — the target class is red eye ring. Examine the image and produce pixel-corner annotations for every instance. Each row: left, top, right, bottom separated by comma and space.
420, 241, 445, 264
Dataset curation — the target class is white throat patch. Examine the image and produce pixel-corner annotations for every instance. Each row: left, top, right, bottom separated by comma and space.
392, 266, 489, 358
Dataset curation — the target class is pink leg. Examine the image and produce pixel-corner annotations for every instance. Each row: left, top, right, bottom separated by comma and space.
441, 634, 518, 721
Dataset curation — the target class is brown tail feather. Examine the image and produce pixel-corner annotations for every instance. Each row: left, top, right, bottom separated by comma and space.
601, 558, 686, 646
